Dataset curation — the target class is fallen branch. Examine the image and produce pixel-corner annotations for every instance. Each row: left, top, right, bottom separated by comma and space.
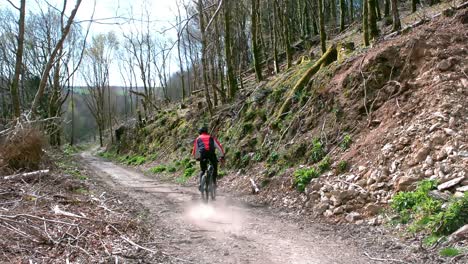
120, 235, 157, 254
364, 252, 408, 263
250, 178, 260, 194
2, 170, 50, 181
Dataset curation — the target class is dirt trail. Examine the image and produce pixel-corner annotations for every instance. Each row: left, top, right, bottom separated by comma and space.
81, 151, 377, 264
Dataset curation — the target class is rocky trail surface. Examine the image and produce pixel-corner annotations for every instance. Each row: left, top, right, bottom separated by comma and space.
80, 151, 451, 264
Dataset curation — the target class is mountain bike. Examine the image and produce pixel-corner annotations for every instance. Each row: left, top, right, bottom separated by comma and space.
200, 160, 215, 202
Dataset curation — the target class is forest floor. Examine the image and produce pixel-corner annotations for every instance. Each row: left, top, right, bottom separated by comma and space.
77, 150, 458, 264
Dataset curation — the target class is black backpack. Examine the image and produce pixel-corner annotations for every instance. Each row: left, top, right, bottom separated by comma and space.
197, 136, 215, 158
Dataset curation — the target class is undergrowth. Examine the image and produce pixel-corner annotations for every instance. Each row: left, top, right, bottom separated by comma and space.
390, 179, 468, 239
294, 167, 320, 192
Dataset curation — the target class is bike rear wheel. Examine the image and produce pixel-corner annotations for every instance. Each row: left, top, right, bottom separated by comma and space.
200, 173, 209, 202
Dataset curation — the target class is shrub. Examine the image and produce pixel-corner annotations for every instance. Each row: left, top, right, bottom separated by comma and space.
253, 152, 263, 162
340, 134, 352, 150
241, 122, 254, 136
149, 165, 166, 173
428, 193, 468, 235
310, 138, 325, 163
318, 156, 331, 173
0, 127, 44, 170
183, 167, 195, 178
390, 180, 468, 237
244, 109, 256, 122
167, 166, 177, 173
337, 160, 349, 173
293, 167, 320, 192
267, 151, 279, 164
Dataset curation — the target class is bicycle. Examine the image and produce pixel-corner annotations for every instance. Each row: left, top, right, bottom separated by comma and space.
199, 159, 215, 202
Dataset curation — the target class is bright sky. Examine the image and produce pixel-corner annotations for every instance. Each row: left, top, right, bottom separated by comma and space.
1, 0, 183, 86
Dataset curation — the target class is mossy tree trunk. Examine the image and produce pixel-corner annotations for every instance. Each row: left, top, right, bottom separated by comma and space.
251, 0, 263, 81
283, 0, 293, 69
368, 0, 379, 40
349, 0, 354, 22
276, 44, 337, 118
391, 0, 401, 31
412, 0, 417, 13
340, 0, 347, 32
318, 0, 327, 54
375, 0, 382, 20
384, 0, 390, 17
224, 0, 238, 99
362, 0, 370, 46
270, 0, 280, 74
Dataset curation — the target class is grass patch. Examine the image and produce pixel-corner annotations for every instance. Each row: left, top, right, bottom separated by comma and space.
294, 167, 320, 192
149, 165, 167, 173
439, 247, 461, 257
125, 155, 146, 166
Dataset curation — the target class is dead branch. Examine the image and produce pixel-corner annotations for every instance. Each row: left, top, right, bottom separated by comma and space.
250, 178, 260, 194
364, 252, 408, 263
2, 170, 50, 181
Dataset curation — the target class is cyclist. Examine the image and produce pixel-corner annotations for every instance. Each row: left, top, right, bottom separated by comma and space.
192, 126, 225, 192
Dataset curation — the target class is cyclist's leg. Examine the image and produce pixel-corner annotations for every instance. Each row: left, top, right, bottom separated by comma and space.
199, 159, 208, 191
209, 154, 218, 186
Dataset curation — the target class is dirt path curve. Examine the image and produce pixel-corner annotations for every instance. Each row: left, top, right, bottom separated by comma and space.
81, 151, 376, 264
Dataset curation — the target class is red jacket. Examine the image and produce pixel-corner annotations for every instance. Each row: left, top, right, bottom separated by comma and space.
192, 133, 224, 159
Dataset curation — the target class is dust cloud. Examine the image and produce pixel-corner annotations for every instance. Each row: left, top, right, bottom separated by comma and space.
184, 200, 245, 234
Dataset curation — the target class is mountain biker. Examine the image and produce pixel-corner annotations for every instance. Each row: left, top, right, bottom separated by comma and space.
192, 126, 225, 192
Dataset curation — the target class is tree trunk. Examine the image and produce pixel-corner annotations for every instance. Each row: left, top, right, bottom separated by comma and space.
318, 0, 327, 54
272, 0, 280, 74
224, 0, 238, 99
384, 0, 390, 17
412, 0, 417, 13
363, 0, 370, 46
70, 85, 75, 146
391, 0, 401, 31
349, 0, 354, 21
31, 0, 82, 117
340, 0, 347, 32
251, 0, 263, 81
283, 0, 292, 69
368, 0, 379, 40
375, 0, 382, 20
214, 20, 226, 103
11, 0, 26, 119
197, 0, 213, 114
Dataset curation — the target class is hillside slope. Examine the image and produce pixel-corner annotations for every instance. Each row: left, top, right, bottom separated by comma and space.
110, 6, 467, 240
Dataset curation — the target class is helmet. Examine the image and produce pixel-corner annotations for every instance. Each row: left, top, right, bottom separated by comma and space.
198, 126, 208, 134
